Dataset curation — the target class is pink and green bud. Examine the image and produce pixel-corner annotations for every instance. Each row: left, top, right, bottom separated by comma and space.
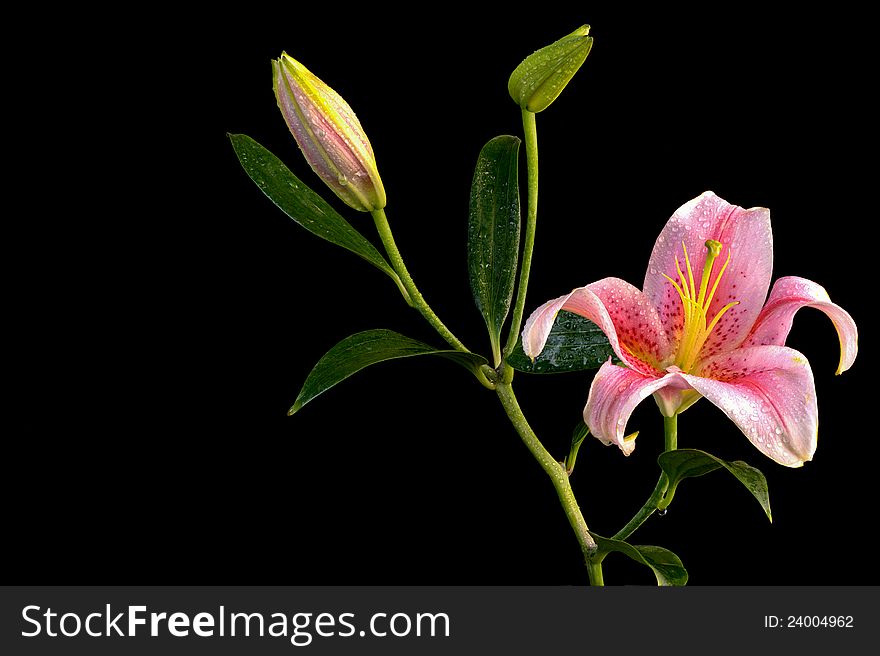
273, 53, 386, 212
508, 25, 593, 113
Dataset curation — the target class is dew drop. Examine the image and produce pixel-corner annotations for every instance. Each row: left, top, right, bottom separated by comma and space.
657, 508, 668, 517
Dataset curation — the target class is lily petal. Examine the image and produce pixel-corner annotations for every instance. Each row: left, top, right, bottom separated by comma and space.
521, 277, 670, 375
744, 276, 858, 375
643, 191, 774, 358
584, 361, 689, 455
681, 345, 818, 467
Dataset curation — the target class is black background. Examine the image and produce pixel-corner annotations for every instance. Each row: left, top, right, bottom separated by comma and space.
10, 5, 874, 585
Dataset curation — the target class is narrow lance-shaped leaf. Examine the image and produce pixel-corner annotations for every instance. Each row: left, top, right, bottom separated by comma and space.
468, 135, 522, 365
290, 329, 488, 415
590, 532, 688, 586
506, 310, 615, 373
657, 449, 772, 522
229, 133, 400, 285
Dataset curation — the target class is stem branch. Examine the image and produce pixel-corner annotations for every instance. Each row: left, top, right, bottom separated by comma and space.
612, 414, 678, 541
503, 109, 539, 359
372, 208, 469, 352
611, 475, 667, 542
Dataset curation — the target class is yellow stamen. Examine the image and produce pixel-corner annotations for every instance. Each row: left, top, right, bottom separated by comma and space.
674, 255, 691, 322
703, 301, 739, 339
661, 274, 688, 308
664, 239, 739, 372
682, 242, 696, 303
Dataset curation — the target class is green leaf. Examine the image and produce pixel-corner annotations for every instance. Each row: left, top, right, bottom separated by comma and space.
229, 133, 399, 284
657, 448, 772, 522
290, 329, 488, 414
590, 533, 688, 586
505, 310, 615, 373
467, 135, 522, 365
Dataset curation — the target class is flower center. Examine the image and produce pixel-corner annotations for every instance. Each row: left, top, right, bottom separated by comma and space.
662, 239, 739, 372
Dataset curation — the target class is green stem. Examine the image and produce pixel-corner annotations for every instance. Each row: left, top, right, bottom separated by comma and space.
612, 413, 678, 541
495, 383, 598, 559
586, 560, 605, 586
491, 112, 603, 579
371, 208, 470, 353
503, 109, 539, 360
611, 475, 667, 541
664, 413, 678, 451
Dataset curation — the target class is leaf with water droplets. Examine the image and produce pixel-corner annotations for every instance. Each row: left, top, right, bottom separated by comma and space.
229, 133, 400, 285
289, 329, 488, 414
468, 135, 521, 365
506, 310, 616, 373
657, 448, 772, 522
590, 533, 688, 586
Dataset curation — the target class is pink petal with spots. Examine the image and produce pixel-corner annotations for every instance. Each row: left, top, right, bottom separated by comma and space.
584, 361, 689, 455
682, 345, 818, 467
521, 277, 670, 375
744, 276, 858, 375
642, 191, 774, 359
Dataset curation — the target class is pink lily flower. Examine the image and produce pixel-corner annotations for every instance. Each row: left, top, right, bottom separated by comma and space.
522, 191, 858, 467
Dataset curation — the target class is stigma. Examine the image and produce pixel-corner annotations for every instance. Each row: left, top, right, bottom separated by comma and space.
662, 239, 739, 372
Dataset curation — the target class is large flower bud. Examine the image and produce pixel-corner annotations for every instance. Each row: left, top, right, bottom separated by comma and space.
273, 53, 386, 211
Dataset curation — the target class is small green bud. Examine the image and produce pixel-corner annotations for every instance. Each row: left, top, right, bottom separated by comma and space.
508, 25, 593, 113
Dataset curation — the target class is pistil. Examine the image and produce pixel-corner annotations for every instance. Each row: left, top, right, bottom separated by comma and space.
662, 240, 738, 372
